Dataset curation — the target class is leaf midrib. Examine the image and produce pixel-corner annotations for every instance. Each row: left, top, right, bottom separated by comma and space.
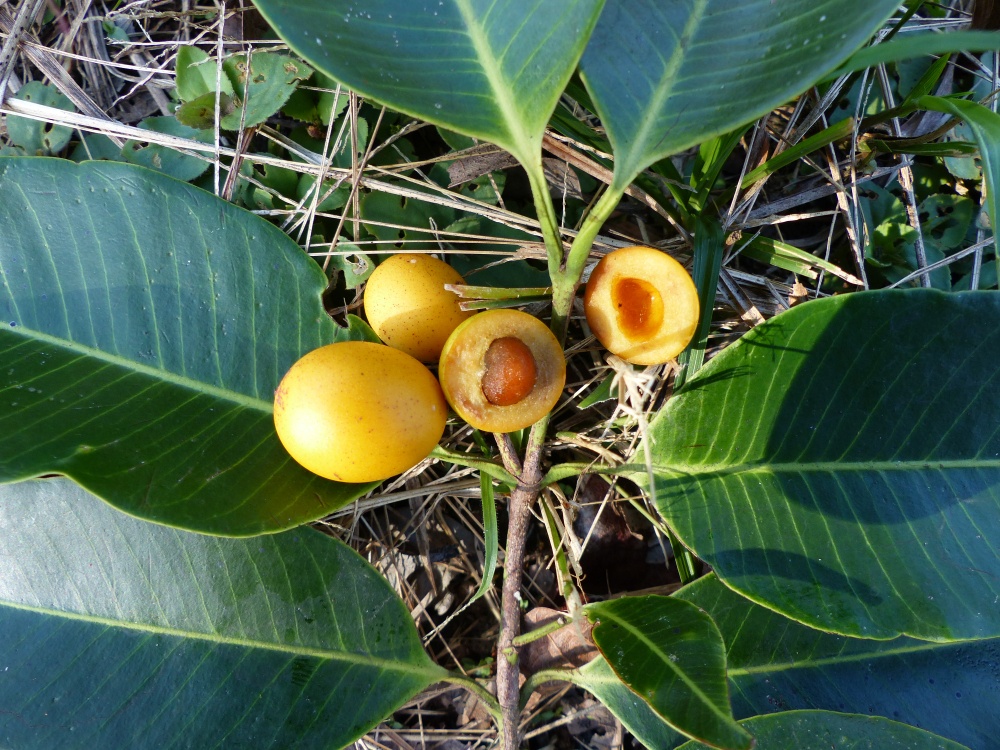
3, 325, 272, 413
607, 0, 710, 189
453, 0, 532, 162
595, 608, 744, 733
1, 597, 442, 678
731, 637, 972, 678
649, 458, 1000, 478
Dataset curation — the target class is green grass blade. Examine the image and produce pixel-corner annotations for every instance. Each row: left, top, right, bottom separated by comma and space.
470, 472, 498, 603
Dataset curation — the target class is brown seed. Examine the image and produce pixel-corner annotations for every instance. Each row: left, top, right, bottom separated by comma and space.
611, 276, 664, 340
481, 336, 537, 406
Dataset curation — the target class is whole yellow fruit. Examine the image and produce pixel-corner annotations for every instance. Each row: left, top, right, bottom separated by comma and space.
363, 253, 473, 362
439, 309, 566, 433
273, 341, 447, 483
584, 246, 700, 365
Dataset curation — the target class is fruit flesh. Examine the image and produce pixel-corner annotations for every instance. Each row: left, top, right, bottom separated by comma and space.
273, 341, 447, 483
584, 246, 699, 365
363, 253, 472, 362
612, 276, 663, 339
439, 309, 565, 433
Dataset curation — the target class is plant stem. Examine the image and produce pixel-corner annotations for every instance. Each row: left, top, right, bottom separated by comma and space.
519, 668, 575, 709
440, 673, 504, 726
494, 417, 548, 750
549, 185, 626, 342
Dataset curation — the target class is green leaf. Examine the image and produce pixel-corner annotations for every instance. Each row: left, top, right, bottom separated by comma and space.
122, 116, 214, 180
741, 117, 856, 188
0, 478, 445, 749
584, 596, 752, 749
739, 235, 863, 285
249, 0, 605, 167
175, 90, 237, 129
573, 656, 683, 749
469, 472, 498, 603
175, 45, 235, 102
360, 190, 457, 252
827, 30, 1000, 79
578, 0, 899, 190
6, 81, 75, 154
917, 95, 1000, 279
678, 574, 1000, 750
327, 245, 376, 290
640, 289, 1000, 640
676, 217, 724, 389
0, 158, 375, 536
676, 711, 969, 750
221, 52, 313, 130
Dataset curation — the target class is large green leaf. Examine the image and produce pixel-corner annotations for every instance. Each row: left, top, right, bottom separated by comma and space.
249, 0, 605, 166
639, 290, 1000, 640
0, 478, 446, 749
578, 0, 899, 189
677, 711, 968, 750
0, 158, 375, 536
583, 596, 751, 749
573, 656, 681, 749
679, 575, 1000, 750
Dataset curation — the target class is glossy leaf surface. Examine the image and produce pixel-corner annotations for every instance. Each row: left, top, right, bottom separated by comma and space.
677, 711, 968, 750
642, 290, 1000, 640
249, 0, 605, 166
584, 596, 751, 749
579, 0, 899, 188
0, 479, 445, 749
679, 575, 1000, 750
0, 158, 375, 535
573, 656, 681, 749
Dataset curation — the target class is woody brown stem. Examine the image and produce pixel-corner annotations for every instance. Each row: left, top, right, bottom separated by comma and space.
494, 419, 547, 749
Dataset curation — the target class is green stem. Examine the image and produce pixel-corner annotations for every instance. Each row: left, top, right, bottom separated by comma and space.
550, 185, 626, 341
519, 668, 575, 710
525, 161, 567, 280
511, 611, 569, 647
429, 446, 517, 486
441, 672, 504, 726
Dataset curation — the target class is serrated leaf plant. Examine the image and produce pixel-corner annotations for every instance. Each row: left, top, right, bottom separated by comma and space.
3, 1, 1000, 748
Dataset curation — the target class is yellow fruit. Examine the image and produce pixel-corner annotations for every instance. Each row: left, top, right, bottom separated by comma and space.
273, 341, 446, 483
363, 253, 473, 362
439, 309, 566, 433
584, 246, 700, 365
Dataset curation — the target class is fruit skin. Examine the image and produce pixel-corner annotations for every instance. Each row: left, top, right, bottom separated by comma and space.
363, 253, 473, 362
584, 246, 700, 365
439, 309, 566, 433
273, 341, 446, 483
